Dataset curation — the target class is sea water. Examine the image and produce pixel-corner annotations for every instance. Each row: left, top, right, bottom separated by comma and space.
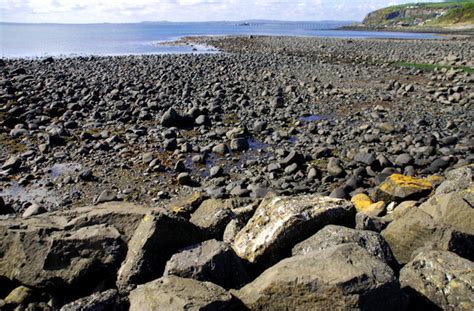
0, 21, 440, 58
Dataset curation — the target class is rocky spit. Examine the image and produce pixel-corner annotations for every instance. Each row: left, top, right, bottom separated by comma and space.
0, 36, 473, 310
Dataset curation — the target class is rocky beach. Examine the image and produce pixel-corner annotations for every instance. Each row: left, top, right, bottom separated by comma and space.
0, 35, 473, 310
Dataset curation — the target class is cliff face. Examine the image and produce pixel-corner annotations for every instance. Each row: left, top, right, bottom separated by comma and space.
362, 2, 474, 28
363, 7, 449, 26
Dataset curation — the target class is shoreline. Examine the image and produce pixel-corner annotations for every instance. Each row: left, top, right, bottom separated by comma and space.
0, 34, 472, 309
1, 28, 457, 60
339, 25, 474, 37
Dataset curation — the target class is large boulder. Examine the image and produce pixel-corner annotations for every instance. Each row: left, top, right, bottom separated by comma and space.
375, 174, 435, 202
167, 192, 207, 219
0, 202, 161, 298
400, 250, 474, 310
0, 223, 126, 297
381, 206, 473, 264
292, 225, 397, 269
232, 195, 354, 267
64, 202, 156, 242
161, 108, 182, 128
116, 213, 202, 290
128, 276, 242, 310
236, 244, 403, 310
419, 189, 474, 235
189, 199, 235, 239
163, 239, 249, 289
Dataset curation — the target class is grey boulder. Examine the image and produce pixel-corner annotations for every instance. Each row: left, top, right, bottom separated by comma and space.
236, 244, 403, 310
164, 239, 249, 289
292, 225, 397, 269
190, 199, 235, 239
400, 250, 474, 310
129, 276, 242, 311
116, 213, 202, 290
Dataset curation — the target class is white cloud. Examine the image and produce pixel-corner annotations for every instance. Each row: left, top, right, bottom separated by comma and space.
0, 0, 444, 23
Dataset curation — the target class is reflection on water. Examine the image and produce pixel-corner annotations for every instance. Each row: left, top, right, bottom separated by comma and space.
50, 163, 82, 178
298, 115, 323, 122
0, 181, 61, 206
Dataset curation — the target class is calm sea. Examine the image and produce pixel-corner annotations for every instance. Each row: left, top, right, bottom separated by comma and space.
0, 21, 440, 58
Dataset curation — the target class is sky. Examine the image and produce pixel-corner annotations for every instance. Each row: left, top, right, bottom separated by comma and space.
1, 0, 444, 23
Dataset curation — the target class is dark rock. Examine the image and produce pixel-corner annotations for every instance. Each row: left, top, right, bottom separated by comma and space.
164, 239, 249, 289
281, 150, 305, 166
394, 153, 414, 167
95, 190, 119, 204
230, 138, 249, 151
329, 186, 348, 199
0, 197, 15, 215
195, 115, 211, 126
327, 158, 345, 178
0, 221, 126, 298
189, 199, 235, 239
355, 213, 390, 232
116, 213, 202, 290
177, 172, 192, 186
161, 108, 181, 128
60, 289, 128, 311
2, 156, 21, 171
354, 152, 377, 166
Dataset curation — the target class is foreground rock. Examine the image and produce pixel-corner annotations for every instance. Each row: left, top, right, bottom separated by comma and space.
236, 244, 404, 310
232, 195, 354, 267
189, 199, 235, 239
376, 174, 434, 202
400, 250, 474, 310
382, 188, 474, 264
164, 239, 249, 289
129, 276, 243, 310
0, 203, 152, 298
116, 213, 202, 290
292, 225, 397, 269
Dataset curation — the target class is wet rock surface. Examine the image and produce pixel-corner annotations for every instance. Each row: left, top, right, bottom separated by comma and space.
0, 35, 473, 309
1, 36, 472, 213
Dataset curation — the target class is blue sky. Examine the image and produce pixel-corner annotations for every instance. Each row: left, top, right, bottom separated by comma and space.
1, 0, 444, 23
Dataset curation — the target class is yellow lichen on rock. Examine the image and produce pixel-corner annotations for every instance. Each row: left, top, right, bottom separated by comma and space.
377, 174, 434, 202
381, 174, 433, 190
351, 194, 373, 212
364, 201, 386, 217
351, 194, 385, 216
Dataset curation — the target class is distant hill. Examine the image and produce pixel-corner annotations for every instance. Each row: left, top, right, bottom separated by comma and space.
362, 1, 474, 29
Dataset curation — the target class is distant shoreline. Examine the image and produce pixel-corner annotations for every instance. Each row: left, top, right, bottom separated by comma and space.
339, 25, 474, 37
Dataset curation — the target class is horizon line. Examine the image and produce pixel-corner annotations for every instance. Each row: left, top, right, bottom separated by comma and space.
0, 19, 358, 26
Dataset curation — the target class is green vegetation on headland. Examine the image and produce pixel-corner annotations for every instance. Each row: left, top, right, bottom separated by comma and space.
392, 60, 474, 73
362, 1, 474, 29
